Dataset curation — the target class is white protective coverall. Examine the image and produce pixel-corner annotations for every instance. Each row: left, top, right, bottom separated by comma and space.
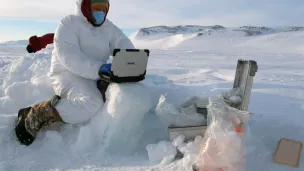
49, 0, 135, 124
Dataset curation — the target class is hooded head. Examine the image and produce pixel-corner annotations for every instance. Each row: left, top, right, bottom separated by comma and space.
80, 0, 110, 27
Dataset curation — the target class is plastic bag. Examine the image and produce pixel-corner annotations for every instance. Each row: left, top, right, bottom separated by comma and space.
193, 96, 251, 171
155, 94, 207, 127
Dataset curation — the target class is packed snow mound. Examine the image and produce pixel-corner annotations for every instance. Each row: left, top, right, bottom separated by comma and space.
89, 82, 153, 154
0, 48, 215, 170
0, 40, 28, 47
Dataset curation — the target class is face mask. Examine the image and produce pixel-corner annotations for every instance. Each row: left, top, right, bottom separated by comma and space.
92, 11, 105, 25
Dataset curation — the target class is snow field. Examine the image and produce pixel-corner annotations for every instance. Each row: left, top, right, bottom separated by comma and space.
0, 27, 304, 170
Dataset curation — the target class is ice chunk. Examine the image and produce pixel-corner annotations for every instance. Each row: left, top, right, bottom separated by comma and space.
194, 136, 204, 145
156, 94, 206, 127
172, 135, 186, 147
180, 104, 197, 115
146, 141, 177, 163
180, 96, 209, 109
160, 155, 176, 165
180, 96, 201, 108
224, 95, 243, 106
222, 88, 242, 99
97, 83, 153, 154
229, 96, 242, 103
222, 88, 243, 107
178, 136, 203, 156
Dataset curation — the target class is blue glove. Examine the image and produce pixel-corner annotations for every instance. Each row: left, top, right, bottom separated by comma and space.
99, 63, 112, 76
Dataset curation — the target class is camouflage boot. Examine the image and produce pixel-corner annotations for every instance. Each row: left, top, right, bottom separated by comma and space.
15, 95, 63, 146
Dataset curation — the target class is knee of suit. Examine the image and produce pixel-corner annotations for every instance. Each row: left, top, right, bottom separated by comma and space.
85, 96, 104, 114
56, 96, 104, 124
76, 96, 103, 121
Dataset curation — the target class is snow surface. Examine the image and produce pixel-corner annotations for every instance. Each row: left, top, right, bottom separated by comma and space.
1, 26, 304, 171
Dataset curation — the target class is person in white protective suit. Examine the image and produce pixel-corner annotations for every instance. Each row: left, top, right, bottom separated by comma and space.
15, 0, 135, 146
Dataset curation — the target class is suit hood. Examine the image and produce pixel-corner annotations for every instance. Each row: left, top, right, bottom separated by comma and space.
75, 0, 83, 16
74, 0, 84, 17
74, 0, 108, 27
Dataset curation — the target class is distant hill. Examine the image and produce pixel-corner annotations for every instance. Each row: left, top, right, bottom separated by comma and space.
0, 40, 28, 47
130, 25, 304, 40
129, 25, 304, 53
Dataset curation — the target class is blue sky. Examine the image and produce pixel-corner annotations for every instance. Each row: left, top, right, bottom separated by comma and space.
0, 0, 303, 42
0, 19, 58, 42
0, 18, 136, 42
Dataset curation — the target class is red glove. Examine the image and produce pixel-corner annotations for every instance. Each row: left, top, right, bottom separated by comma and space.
27, 33, 54, 53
